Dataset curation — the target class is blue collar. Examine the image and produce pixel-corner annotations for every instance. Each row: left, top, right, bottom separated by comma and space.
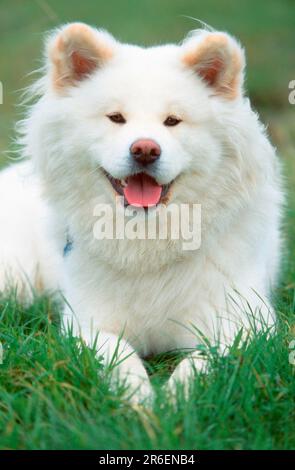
63, 231, 73, 257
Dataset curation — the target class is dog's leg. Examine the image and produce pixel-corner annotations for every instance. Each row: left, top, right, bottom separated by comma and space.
166, 290, 275, 400
165, 353, 208, 400
95, 330, 154, 405
63, 312, 153, 405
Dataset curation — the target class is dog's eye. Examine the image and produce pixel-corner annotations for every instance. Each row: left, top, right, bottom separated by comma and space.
107, 113, 126, 124
164, 116, 182, 127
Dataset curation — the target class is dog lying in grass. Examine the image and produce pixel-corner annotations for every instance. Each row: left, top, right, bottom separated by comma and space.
0, 23, 283, 404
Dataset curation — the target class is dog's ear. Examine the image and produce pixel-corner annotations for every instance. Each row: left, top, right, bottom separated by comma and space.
181, 31, 245, 99
47, 23, 116, 92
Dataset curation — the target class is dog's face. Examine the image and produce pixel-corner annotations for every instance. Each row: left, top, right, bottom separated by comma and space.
71, 47, 215, 207
30, 23, 245, 212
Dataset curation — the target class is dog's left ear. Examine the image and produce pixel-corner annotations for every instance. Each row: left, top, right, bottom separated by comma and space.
46, 22, 116, 92
181, 31, 245, 99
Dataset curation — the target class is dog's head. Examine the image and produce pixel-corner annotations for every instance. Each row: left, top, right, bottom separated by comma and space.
22, 23, 255, 267
27, 22, 245, 204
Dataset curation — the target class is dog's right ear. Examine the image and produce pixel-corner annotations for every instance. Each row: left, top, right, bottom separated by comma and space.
46, 23, 116, 92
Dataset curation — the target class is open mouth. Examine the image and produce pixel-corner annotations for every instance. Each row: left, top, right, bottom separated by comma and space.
104, 172, 173, 208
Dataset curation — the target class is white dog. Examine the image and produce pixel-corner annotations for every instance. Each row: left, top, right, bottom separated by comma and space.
0, 23, 283, 403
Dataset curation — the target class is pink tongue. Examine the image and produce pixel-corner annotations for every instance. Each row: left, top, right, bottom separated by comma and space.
123, 174, 162, 207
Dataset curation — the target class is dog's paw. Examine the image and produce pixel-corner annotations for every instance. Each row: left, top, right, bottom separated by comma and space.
126, 376, 155, 408
165, 355, 208, 405
109, 366, 154, 408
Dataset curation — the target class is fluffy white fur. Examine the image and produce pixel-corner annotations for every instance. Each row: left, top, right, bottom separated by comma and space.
0, 23, 283, 403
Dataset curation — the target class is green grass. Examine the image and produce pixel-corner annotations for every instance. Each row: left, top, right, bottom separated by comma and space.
0, 0, 295, 450
0, 286, 294, 450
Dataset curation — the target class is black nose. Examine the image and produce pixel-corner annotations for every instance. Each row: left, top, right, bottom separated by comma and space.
130, 139, 161, 166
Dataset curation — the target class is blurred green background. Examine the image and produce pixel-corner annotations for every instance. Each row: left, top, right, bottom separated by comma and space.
0, 1, 294, 253
0, 0, 294, 250
0, 0, 294, 251
0, 0, 294, 159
